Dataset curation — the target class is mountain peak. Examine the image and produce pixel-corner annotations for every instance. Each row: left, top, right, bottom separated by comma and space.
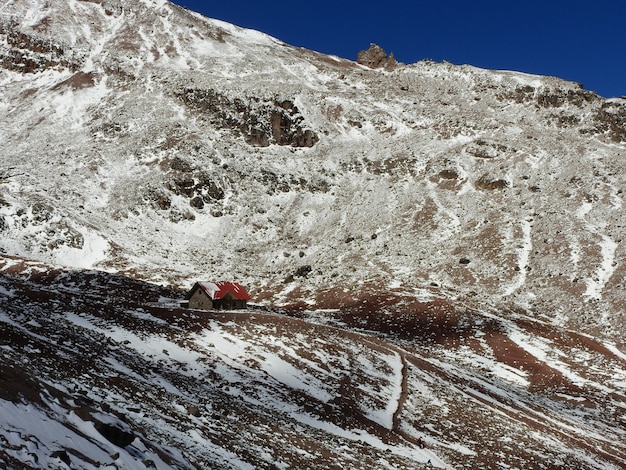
357, 43, 398, 70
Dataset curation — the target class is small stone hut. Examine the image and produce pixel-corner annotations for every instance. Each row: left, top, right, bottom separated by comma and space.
186, 281, 251, 311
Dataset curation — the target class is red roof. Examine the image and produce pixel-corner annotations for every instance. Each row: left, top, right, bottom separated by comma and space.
189, 281, 251, 301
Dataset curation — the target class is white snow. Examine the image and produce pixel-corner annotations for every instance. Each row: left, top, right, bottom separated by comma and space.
355, 348, 404, 429
0, 284, 15, 297
584, 234, 618, 300
195, 321, 334, 403
503, 218, 533, 296
0, 399, 172, 469
54, 230, 110, 269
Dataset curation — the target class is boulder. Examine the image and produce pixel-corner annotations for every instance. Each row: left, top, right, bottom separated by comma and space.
92, 412, 135, 448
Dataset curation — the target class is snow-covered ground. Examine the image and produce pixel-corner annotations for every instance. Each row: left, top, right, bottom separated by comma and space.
1, 259, 625, 468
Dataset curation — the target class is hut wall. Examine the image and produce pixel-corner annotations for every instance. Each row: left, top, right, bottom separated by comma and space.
188, 289, 213, 310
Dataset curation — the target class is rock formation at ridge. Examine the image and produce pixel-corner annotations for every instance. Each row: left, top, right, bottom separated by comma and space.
357, 43, 398, 70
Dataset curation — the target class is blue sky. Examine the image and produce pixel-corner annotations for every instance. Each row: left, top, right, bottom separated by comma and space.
172, 1, 625, 98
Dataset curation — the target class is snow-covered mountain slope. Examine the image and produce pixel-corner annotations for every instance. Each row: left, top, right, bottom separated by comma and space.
1, 0, 626, 468
1, 0, 626, 335
1, 257, 625, 469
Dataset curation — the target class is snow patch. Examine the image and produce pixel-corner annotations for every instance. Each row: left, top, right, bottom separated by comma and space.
584, 235, 617, 300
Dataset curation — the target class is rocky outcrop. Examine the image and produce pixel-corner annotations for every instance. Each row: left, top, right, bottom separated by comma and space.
176, 89, 319, 148
590, 101, 626, 142
0, 20, 79, 73
357, 43, 397, 70
92, 412, 135, 448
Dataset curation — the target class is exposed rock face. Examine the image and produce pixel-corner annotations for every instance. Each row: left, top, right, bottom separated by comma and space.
357, 43, 397, 70
177, 89, 318, 148
0, 20, 80, 73
592, 101, 626, 142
